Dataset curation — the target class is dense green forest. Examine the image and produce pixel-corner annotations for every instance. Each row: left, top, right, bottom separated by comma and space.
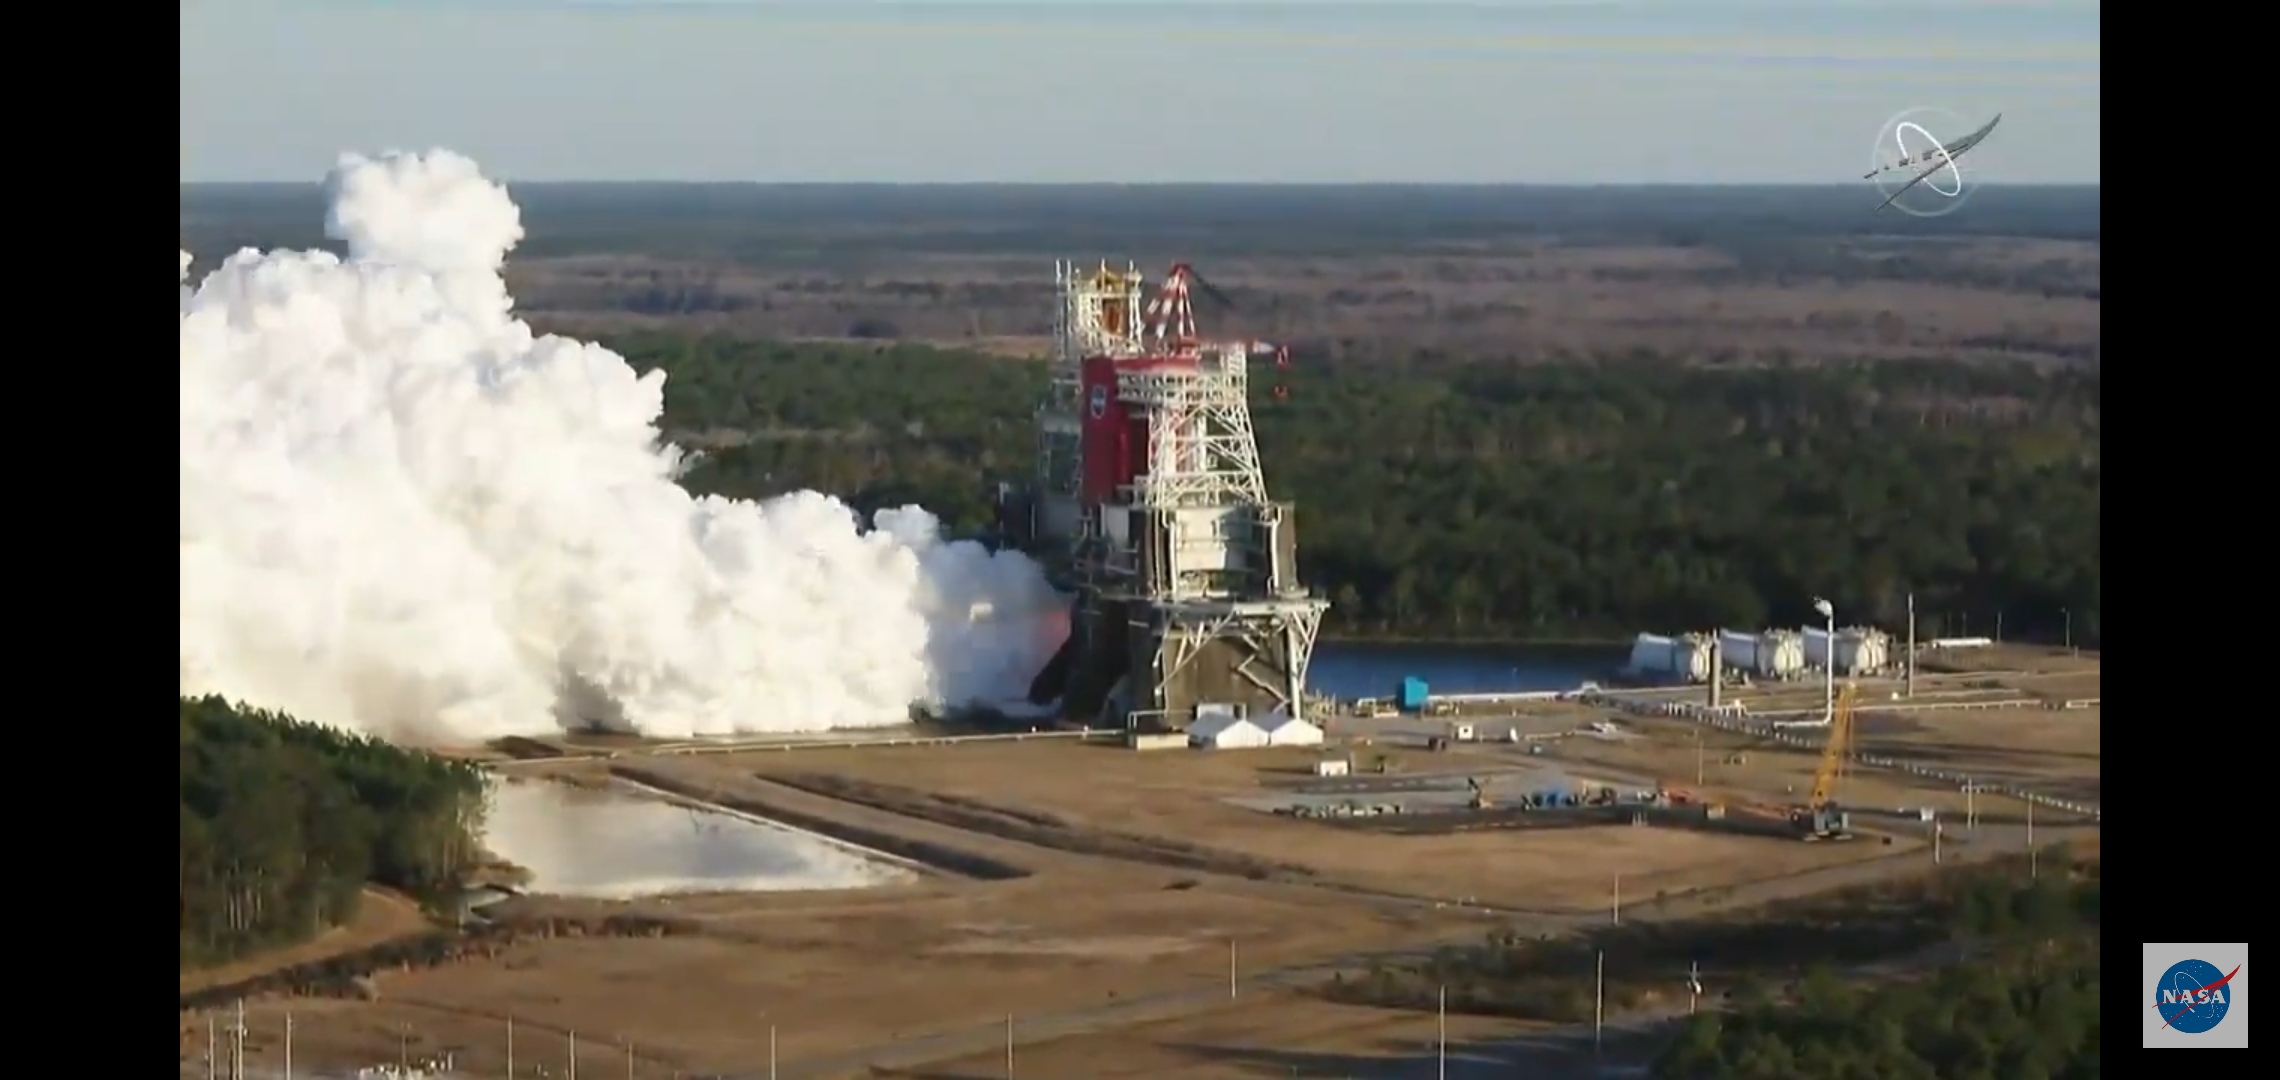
178, 696, 487, 969
611, 332, 2099, 646
1652, 863, 2101, 1080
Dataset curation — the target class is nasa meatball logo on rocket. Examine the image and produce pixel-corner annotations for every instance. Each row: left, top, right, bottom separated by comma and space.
1089, 383, 1110, 419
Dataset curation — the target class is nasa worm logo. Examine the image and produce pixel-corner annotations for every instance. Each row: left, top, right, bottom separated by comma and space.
2153, 958, 2240, 1035
1088, 384, 1109, 419
1864, 107, 1999, 218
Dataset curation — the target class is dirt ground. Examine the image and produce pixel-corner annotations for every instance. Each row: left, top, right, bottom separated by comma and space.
1555, 694, 2101, 816
184, 654, 2095, 1079
1918, 643, 2101, 676
180, 887, 432, 997
729, 742, 1898, 910
909, 991, 1567, 1080
196, 873, 1443, 1078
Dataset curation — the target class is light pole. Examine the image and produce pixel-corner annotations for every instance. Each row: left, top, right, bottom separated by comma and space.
1594, 950, 1606, 1057
1813, 598, 1836, 723
1437, 984, 1447, 1080
2063, 608, 2073, 655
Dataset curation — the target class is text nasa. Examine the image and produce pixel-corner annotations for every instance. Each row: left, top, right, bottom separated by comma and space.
2161, 985, 2229, 1007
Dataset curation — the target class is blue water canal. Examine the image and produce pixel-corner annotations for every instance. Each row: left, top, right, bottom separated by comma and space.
1305, 640, 1626, 701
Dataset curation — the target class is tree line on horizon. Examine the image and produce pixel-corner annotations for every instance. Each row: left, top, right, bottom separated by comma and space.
612, 332, 2099, 648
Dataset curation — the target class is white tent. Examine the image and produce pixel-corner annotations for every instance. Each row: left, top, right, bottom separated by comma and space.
1189, 707, 1270, 749
1259, 709, 1325, 747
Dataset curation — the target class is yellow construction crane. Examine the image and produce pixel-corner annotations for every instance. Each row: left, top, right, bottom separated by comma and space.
1794, 682, 1859, 839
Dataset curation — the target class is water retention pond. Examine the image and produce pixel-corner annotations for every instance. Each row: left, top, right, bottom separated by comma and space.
482, 778, 915, 899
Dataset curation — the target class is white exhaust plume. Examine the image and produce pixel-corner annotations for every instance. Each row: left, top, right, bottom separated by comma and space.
180, 149, 1064, 741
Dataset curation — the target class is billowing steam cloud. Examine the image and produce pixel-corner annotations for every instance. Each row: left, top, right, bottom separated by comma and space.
180, 150, 1064, 741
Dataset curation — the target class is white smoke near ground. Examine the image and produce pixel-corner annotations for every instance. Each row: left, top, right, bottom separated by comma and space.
180, 149, 1064, 742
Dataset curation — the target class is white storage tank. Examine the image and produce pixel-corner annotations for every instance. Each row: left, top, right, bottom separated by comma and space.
1716, 629, 1760, 675
1840, 627, 1890, 675
1628, 632, 1714, 684
1803, 626, 1836, 670
1629, 633, 1677, 676
1756, 629, 1807, 679
1671, 632, 1715, 684
1805, 626, 1890, 675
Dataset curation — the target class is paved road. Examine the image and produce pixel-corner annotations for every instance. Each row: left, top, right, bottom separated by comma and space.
759, 820, 2088, 1080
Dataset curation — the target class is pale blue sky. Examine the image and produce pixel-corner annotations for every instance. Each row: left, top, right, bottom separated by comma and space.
179, 1, 2100, 183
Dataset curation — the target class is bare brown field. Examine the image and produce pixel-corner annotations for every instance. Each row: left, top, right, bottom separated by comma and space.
910, 991, 1554, 1080
186, 648, 2095, 1079
192, 875, 1439, 1078
1571, 702, 2099, 816
179, 887, 432, 997
1859, 707, 2101, 803
1919, 643, 2101, 675
731, 742, 1903, 910
511, 240, 2099, 366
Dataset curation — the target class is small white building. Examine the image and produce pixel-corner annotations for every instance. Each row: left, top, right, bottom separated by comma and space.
1261, 710, 1326, 747
1189, 708, 1271, 749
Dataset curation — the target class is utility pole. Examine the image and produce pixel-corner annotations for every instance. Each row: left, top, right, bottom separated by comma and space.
207, 1016, 216, 1080
1822, 603, 1836, 724
1965, 779, 1976, 831
2064, 609, 2074, 656
769, 1025, 777, 1080
2027, 799, 2037, 880
570, 1030, 578, 1080
1905, 592, 1917, 699
1594, 950, 1606, 1057
233, 999, 246, 1080
508, 1016, 515, 1080
627, 1040, 636, 1080
1437, 985, 1448, 1080
1995, 610, 2003, 644
1005, 1014, 1015, 1079
284, 1012, 293, 1080
1933, 820, 1942, 864
1230, 938, 1238, 999
1612, 874, 1622, 925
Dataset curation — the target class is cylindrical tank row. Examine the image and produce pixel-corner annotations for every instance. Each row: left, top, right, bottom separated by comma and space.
1803, 626, 1893, 675
1629, 632, 1714, 683
1717, 629, 1805, 679
1640, 625, 1891, 681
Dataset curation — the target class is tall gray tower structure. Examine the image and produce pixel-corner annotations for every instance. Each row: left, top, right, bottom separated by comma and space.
999, 261, 1327, 733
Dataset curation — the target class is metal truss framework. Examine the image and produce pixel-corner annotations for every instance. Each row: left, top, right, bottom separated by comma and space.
1118, 348, 1271, 508
1037, 258, 1330, 730
1154, 598, 1327, 707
